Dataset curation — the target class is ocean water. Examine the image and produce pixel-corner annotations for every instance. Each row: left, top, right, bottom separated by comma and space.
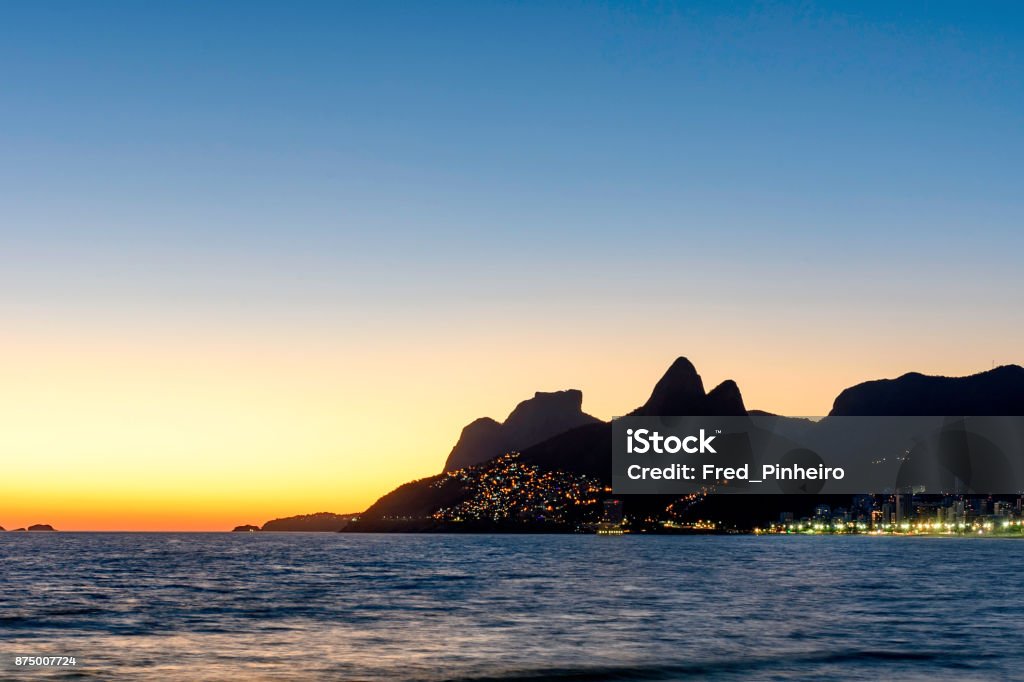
0, 533, 1021, 681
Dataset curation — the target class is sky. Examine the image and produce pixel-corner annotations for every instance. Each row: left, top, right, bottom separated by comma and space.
1, 1, 1022, 530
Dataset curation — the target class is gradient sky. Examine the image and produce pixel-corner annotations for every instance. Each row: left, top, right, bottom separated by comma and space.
2, 1, 1022, 530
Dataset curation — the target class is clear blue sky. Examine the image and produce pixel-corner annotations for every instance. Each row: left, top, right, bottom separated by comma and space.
2, 2, 1024, 529
3, 2, 1021, 299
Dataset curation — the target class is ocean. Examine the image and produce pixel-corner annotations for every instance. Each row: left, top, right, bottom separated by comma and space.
0, 533, 1020, 681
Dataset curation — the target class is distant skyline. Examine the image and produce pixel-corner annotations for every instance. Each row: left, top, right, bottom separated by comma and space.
2, 1, 1022, 529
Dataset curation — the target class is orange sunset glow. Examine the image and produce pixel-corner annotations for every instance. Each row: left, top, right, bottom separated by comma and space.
2, 305, 1016, 530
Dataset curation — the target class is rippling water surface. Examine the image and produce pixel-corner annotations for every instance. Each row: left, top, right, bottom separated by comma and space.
1, 533, 1021, 680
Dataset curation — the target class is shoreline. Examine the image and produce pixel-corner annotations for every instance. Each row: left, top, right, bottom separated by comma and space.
4, 529, 1024, 537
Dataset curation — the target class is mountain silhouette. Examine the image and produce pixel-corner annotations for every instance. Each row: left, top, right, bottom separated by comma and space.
629, 357, 744, 417
443, 389, 599, 471
829, 365, 1024, 416
349, 360, 1024, 531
